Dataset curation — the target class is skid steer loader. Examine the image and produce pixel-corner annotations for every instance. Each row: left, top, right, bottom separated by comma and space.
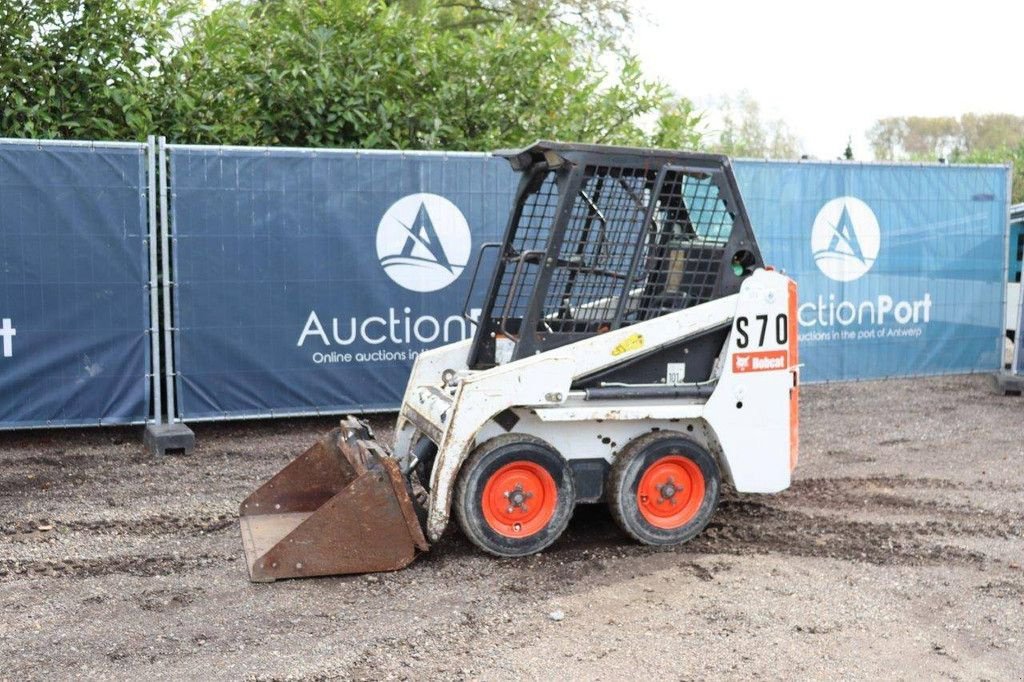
239, 141, 799, 581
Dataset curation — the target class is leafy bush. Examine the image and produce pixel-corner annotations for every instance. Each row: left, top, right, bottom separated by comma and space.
1, 0, 190, 139
2, 0, 701, 150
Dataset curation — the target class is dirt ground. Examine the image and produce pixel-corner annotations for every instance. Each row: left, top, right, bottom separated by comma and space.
1, 374, 1022, 681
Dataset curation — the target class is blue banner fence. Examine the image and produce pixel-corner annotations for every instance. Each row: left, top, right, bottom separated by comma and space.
735, 160, 1009, 382
164, 146, 1011, 420
0, 138, 1014, 427
0, 139, 156, 428
166, 145, 512, 420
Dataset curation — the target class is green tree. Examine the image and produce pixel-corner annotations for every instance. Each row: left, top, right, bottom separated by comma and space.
703, 91, 800, 159
152, 0, 696, 150
2, 0, 699, 151
650, 98, 703, 151
867, 113, 1024, 161
842, 136, 854, 160
951, 144, 1024, 204
868, 116, 961, 160
396, 0, 633, 44
0, 0, 192, 140
867, 113, 1024, 201
960, 113, 1024, 153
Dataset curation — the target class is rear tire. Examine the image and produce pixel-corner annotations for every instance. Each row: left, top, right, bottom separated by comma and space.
454, 434, 575, 557
608, 431, 719, 546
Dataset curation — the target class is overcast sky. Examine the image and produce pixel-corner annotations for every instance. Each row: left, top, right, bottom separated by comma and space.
629, 0, 1024, 159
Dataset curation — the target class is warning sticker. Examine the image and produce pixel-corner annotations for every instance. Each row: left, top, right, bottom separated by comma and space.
732, 350, 788, 373
612, 333, 645, 357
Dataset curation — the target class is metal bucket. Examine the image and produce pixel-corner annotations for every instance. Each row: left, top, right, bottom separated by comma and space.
239, 418, 429, 582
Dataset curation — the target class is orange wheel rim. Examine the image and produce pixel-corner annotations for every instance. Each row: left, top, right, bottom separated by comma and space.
637, 455, 705, 529
481, 460, 558, 538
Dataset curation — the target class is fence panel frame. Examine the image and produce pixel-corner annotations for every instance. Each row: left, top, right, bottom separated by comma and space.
0, 137, 154, 428
733, 157, 1011, 383
165, 143, 506, 421
1016, 290, 1024, 375
146, 136, 163, 425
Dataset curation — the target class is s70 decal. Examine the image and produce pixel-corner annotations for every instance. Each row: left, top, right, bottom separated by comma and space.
735, 313, 788, 348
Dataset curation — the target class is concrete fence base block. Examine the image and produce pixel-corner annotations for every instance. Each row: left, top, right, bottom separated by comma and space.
994, 371, 1024, 396
144, 422, 196, 456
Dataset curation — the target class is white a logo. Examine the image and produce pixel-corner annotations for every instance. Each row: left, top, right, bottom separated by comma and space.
376, 193, 471, 293
811, 196, 880, 282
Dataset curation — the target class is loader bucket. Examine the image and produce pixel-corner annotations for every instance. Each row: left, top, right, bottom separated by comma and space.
239, 417, 429, 582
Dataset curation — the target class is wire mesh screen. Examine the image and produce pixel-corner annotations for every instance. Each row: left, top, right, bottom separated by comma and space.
526, 165, 739, 336
492, 170, 560, 333
627, 169, 734, 322
542, 166, 656, 332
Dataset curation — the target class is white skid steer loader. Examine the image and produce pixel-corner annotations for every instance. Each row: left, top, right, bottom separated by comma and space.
239, 141, 799, 581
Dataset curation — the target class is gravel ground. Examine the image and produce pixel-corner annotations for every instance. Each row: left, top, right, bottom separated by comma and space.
1, 374, 1022, 680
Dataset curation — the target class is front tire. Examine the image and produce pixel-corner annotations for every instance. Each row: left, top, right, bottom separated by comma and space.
454, 434, 575, 557
608, 432, 720, 546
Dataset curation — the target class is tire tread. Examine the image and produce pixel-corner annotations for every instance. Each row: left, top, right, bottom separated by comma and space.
608, 431, 719, 546
454, 434, 574, 558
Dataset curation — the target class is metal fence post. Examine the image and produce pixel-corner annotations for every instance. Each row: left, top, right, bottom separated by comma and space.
1017, 296, 1024, 375
143, 137, 196, 454
1000, 296, 1024, 394
1001, 167, 1013, 366
158, 137, 177, 423
147, 136, 163, 424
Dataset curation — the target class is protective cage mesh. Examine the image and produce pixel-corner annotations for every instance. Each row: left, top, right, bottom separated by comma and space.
490, 171, 560, 327
492, 162, 740, 339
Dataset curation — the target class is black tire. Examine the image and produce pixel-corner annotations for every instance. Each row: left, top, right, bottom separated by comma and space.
608, 431, 720, 546
454, 434, 575, 557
